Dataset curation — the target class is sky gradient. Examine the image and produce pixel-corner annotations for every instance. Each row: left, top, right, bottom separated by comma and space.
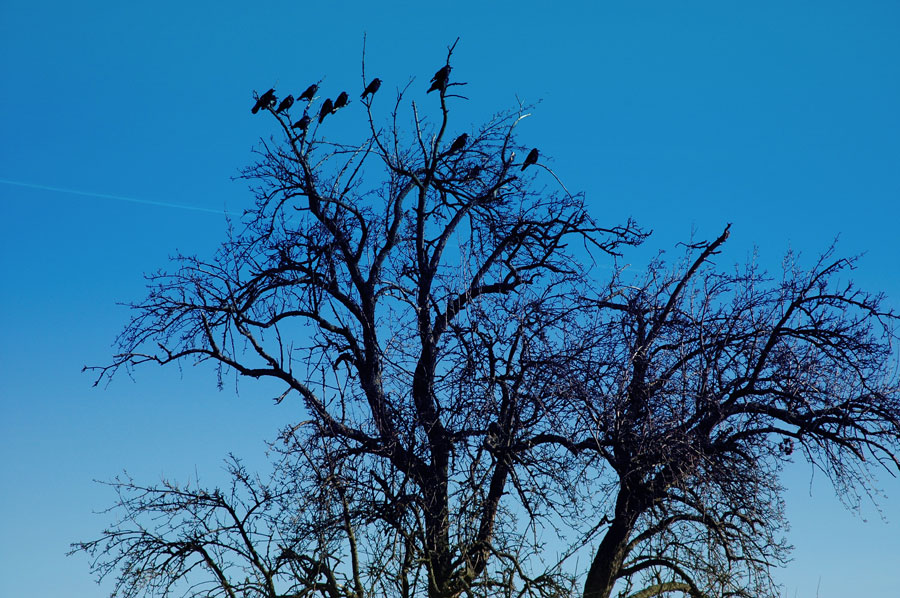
1, 1, 899, 596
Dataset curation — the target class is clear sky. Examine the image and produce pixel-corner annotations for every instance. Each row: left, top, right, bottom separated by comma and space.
1, 1, 898, 596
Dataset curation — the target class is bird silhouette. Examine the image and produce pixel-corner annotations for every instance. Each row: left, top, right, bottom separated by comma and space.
428, 65, 451, 94
299, 84, 318, 102
361, 78, 381, 99
432, 65, 451, 82
448, 133, 468, 154
462, 164, 482, 182
333, 91, 349, 111
252, 88, 276, 114
521, 148, 539, 170
318, 99, 333, 123
276, 95, 294, 113
292, 115, 311, 131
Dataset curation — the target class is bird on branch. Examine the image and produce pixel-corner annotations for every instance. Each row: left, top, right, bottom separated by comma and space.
428, 65, 451, 94
333, 91, 349, 111
447, 133, 468, 154
299, 84, 318, 102
251, 88, 276, 114
361, 78, 381, 99
276, 95, 294, 113
291, 115, 311, 131
521, 148, 539, 170
318, 98, 333, 123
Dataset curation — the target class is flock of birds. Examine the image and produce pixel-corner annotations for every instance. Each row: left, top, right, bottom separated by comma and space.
251, 64, 540, 171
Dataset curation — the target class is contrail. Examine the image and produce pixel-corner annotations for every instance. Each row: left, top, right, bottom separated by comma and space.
0, 178, 225, 215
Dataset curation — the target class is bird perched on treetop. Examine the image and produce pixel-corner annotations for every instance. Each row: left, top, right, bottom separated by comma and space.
521, 148, 539, 170
448, 133, 468, 154
251, 88, 276, 114
292, 115, 311, 131
428, 65, 451, 94
333, 91, 349, 111
361, 78, 381, 99
299, 84, 318, 102
276, 95, 294, 113
319, 98, 333, 123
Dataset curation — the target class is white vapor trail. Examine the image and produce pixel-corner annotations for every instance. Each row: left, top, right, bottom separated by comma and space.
0, 178, 224, 215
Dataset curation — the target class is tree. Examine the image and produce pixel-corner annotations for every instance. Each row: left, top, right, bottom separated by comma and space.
566, 227, 900, 598
81, 44, 643, 598
78, 46, 900, 598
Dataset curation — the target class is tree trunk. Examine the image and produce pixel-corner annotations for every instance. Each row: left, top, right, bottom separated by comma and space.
583, 490, 640, 598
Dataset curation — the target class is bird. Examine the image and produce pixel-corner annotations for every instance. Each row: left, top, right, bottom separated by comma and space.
428, 65, 451, 94
276, 95, 294, 113
448, 133, 468, 154
462, 164, 481, 182
333, 91, 349, 111
291, 115, 311, 131
521, 148, 539, 170
299, 84, 318, 102
361, 78, 381, 99
251, 88, 276, 114
318, 98, 333, 123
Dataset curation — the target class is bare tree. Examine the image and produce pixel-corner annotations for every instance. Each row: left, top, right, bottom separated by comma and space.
82, 43, 643, 598
560, 226, 900, 598
79, 44, 900, 598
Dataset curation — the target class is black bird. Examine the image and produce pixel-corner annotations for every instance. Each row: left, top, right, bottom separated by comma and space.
432, 65, 451, 83
333, 91, 349, 111
521, 148, 539, 170
299, 84, 318, 102
291, 115, 311, 131
251, 88, 276, 114
448, 133, 468, 154
361, 78, 381, 99
276, 95, 294, 113
318, 98, 333, 123
428, 65, 451, 94
462, 164, 481, 182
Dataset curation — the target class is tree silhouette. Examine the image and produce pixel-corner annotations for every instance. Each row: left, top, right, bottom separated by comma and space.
79, 45, 900, 598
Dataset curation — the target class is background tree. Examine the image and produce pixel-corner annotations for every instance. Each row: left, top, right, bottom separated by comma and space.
82, 44, 644, 598
562, 227, 900, 598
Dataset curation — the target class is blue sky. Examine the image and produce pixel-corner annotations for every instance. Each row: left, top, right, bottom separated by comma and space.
1, 1, 898, 596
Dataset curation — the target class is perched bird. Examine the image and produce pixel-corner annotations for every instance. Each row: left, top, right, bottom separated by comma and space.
333, 91, 349, 111
291, 115, 311, 131
361, 78, 381, 99
462, 164, 481, 182
432, 65, 451, 82
318, 98, 334, 123
251, 88, 276, 114
428, 65, 451, 94
276, 95, 294, 113
299, 84, 318, 102
521, 148, 539, 170
448, 133, 468, 154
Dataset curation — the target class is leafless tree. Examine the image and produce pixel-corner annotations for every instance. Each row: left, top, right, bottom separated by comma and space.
81, 43, 643, 598
79, 43, 900, 598
559, 226, 900, 598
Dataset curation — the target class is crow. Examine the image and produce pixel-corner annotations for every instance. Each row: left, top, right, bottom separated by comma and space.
448, 133, 468, 154
276, 95, 294, 113
299, 84, 318, 102
361, 78, 381, 99
333, 91, 349, 111
428, 65, 451, 94
251, 88, 276, 114
521, 148, 539, 170
318, 99, 333, 123
291, 115, 311, 131
432, 65, 451, 82
462, 164, 481, 182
